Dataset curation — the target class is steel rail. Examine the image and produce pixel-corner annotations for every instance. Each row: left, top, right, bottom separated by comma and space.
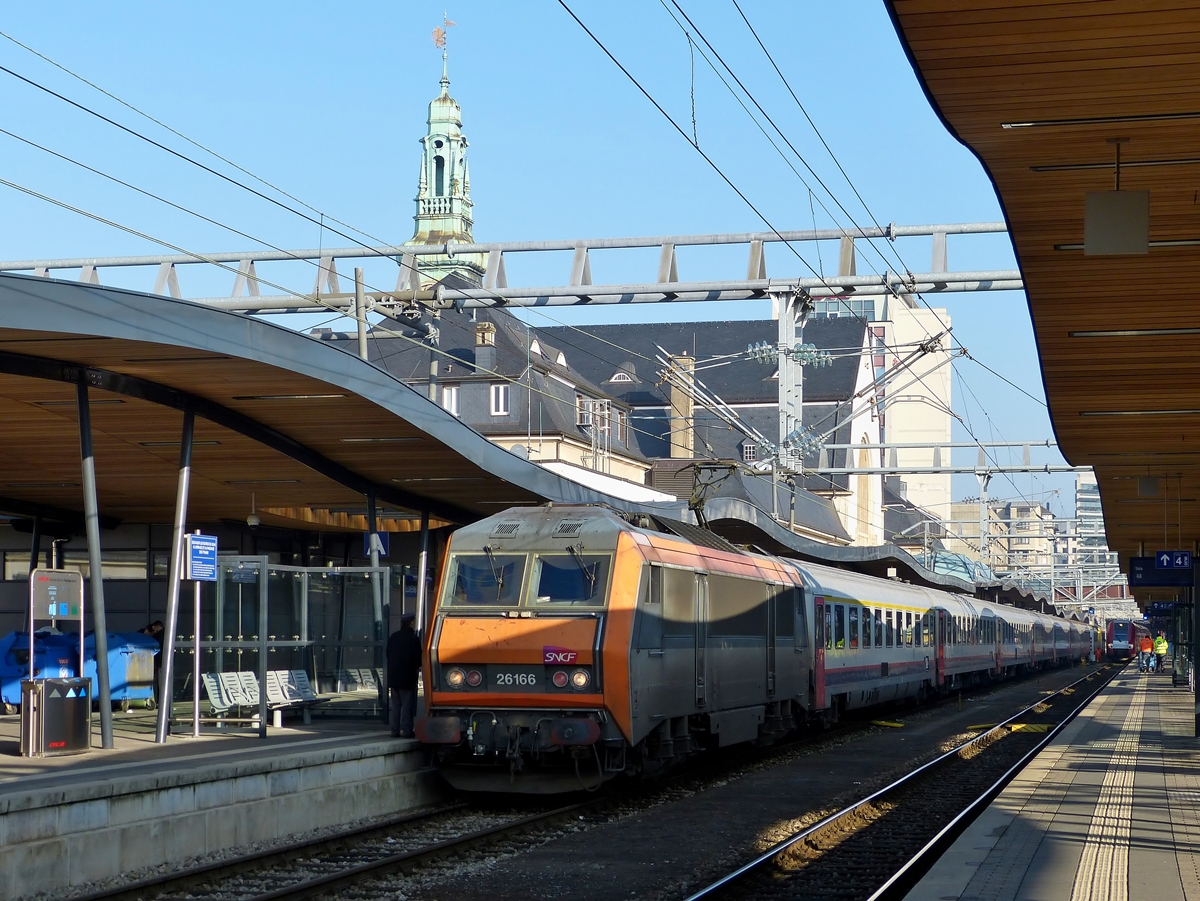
683, 664, 1119, 901
246, 799, 603, 901
71, 800, 469, 901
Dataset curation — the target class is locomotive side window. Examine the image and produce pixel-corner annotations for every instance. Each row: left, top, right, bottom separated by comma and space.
662, 568, 696, 638
709, 575, 767, 637
848, 606, 860, 649
772, 586, 795, 639
634, 565, 663, 650
875, 608, 884, 647
445, 553, 526, 607
862, 607, 872, 648
885, 610, 894, 647
530, 553, 611, 607
834, 604, 846, 649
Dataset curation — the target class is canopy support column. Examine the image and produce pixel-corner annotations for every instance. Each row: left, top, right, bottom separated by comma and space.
77, 378, 114, 749
416, 510, 430, 637
154, 409, 194, 743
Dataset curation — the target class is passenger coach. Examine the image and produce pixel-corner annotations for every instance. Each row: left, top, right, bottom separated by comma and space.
416, 506, 1087, 793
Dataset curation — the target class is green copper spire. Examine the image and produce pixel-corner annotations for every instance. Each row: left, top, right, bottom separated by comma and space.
405, 49, 484, 288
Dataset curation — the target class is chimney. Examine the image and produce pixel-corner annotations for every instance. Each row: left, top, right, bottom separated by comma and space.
668, 354, 694, 459
475, 321, 497, 372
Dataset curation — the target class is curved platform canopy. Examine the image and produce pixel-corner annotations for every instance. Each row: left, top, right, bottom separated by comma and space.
888, 2, 1200, 584
0, 273, 689, 532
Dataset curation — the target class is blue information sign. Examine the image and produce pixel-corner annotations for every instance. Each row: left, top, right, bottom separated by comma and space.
362, 531, 390, 558
185, 534, 219, 582
1130, 556, 1194, 587
1155, 550, 1192, 569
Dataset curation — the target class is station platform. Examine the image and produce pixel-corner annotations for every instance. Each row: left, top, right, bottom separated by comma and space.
0, 709, 444, 900
908, 668, 1200, 901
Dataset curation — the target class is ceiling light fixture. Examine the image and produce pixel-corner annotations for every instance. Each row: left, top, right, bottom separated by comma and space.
1003, 111, 1200, 129
7, 481, 79, 488
232, 394, 346, 401
1079, 409, 1200, 416
1056, 239, 1200, 251
139, 440, 222, 447
340, 437, 422, 443
225, 478, 301, 485
34, 398, 124, 407
247, 492, 260, 529
1069, 327, 1200, 338
1032, 156, 1200, 172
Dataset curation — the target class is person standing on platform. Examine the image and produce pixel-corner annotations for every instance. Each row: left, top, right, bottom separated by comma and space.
1139, 632, 1154, 672
386, 613, 421, 738
1155, 632, 1169, 675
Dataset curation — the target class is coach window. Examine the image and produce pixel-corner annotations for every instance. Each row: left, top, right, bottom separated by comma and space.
902, 611, 911, 647
913, 612, 922, 647
849, 606, 860, 649
862, 607, 872, 648
834, 604, 846, 649
824, 604, 833, 650
875, 608, 884, 647
885, 610, 894, 647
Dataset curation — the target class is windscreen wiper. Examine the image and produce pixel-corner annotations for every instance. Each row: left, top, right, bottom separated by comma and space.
483, 545, 504, 602
567, 543, 597, 596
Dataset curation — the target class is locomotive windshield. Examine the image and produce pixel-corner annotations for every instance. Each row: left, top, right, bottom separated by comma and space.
529, 552, 611, 608
444, 552, 526, 607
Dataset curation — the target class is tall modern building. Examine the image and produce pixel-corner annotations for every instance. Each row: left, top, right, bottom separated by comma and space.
403, 52, 484, 288
1075, 470, 1108, 565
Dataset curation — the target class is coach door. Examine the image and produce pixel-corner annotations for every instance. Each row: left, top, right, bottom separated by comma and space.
936, 608, 947, 686
695, 574, 708, 707
813, 597, 826, 708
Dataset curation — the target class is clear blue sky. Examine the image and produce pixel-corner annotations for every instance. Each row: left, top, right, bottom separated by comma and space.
0, 1, 1074, 513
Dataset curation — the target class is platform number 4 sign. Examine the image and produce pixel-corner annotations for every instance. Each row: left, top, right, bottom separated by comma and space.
1155, 550, 1193, 570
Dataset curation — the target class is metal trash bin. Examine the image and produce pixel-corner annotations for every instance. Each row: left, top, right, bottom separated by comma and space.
19, 678, 91, 757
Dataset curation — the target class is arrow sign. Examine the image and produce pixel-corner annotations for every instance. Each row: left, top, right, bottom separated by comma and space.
1156, 550, 1192, 569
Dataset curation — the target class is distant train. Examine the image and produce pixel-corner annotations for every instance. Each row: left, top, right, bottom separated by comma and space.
1106, 619, 1149, 662
416, 506, 1091, 793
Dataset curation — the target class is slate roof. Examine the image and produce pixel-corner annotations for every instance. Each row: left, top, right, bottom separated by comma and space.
537, 316, 868, 406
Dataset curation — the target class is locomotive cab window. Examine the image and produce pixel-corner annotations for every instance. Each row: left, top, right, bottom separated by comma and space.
529, 552, 611, 607
445, 552, 526, 608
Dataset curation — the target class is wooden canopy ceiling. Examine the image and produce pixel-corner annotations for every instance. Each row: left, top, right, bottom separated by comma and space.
889, 1, 1200, 594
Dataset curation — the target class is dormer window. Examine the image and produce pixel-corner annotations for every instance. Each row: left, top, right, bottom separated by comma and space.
556, 352, 567, 367
609, 371, 633, 383
529, 339, 543, 357
741, 442, 758, 463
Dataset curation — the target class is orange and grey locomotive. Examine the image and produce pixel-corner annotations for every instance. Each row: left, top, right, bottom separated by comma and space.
417, 506, 1087, 793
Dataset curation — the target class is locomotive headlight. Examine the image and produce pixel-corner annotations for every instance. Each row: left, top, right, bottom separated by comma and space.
552, 670, 569, 688
466, 669, 483, 687
446, 667, 466, 688
570, 668, 590, 689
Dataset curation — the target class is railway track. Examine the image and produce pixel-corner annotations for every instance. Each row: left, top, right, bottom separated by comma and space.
64, 665, 1100, 901
683, 664, 1121, 901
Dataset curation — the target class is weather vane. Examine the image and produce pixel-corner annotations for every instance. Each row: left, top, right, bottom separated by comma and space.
432, 12, 456, 50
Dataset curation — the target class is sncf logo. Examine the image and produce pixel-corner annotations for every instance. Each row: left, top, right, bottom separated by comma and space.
543, 646, 578, 664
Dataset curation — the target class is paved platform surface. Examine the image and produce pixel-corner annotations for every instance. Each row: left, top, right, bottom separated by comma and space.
907, 669, 1200, 901
0, 704, 415, 796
